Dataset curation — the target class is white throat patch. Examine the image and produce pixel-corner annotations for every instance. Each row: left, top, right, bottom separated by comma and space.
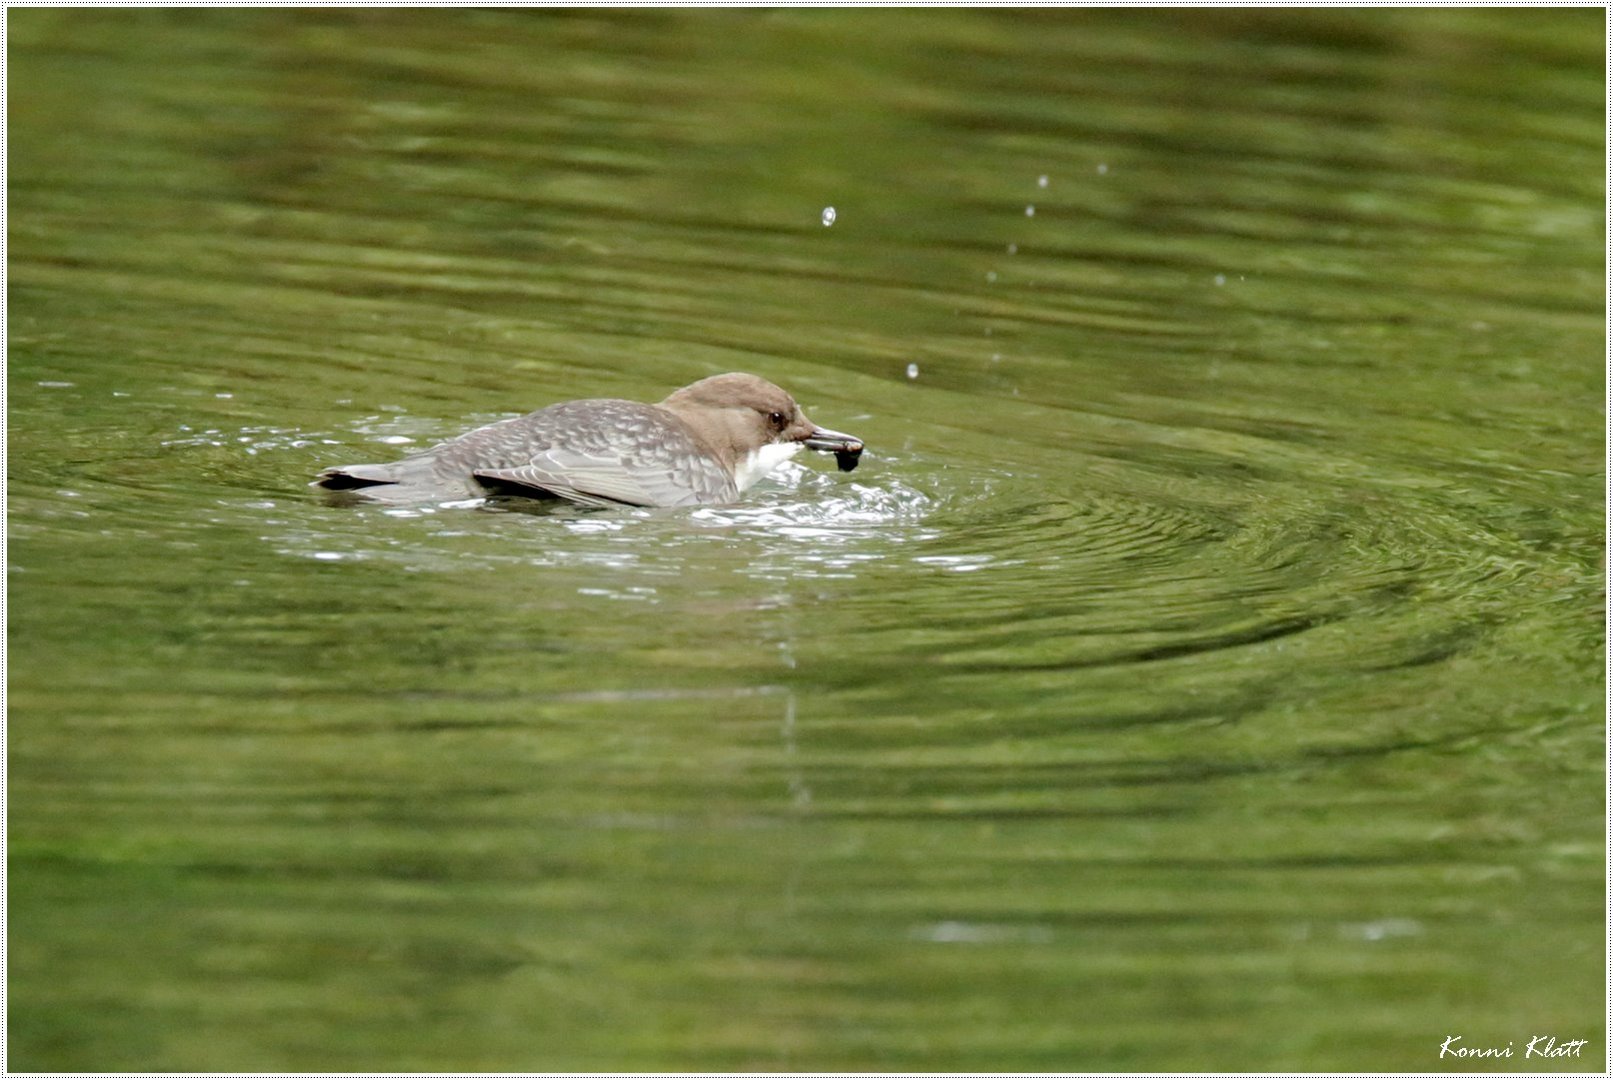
733, 441, 803, 492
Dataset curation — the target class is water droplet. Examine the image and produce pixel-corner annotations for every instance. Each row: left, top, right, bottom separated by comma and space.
1214, 273, 1227, 286
905, 363, 920, 380
1025, 205, 1035, 217
1037, 174, 1049, 188
1006, 243, 1017, 255
1097, 162, 1109, 175
985, 271, 997, 283
820, 206, 836, 227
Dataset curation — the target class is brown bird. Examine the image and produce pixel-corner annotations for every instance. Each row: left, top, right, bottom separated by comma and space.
313, 372, 864, 508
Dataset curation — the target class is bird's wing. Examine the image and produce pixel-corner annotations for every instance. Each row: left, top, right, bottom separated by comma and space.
472, 439, 731, 509
441, 399, 736, 509
474, 448, 662, 508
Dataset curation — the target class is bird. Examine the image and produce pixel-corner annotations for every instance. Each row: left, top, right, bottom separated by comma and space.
312, 372, 864, 509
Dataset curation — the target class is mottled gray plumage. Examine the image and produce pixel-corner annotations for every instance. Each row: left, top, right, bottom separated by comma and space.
313, 373, 864, 508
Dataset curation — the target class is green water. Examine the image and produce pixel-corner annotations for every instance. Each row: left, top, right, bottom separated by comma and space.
7, 9, 1604, 1071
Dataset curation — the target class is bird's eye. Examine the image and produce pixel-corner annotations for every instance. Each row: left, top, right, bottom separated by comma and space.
768, 410, 787, 429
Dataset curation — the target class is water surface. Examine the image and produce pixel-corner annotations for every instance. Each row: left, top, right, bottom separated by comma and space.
7, 9, 1604, 1071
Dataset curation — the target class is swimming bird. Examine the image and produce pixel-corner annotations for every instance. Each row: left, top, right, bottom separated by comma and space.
312, 372, 864, 508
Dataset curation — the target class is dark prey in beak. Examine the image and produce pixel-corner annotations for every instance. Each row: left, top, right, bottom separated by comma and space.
803, 426, 864, 472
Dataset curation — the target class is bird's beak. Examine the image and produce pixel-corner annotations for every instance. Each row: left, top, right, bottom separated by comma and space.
802, 425, 865, 472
